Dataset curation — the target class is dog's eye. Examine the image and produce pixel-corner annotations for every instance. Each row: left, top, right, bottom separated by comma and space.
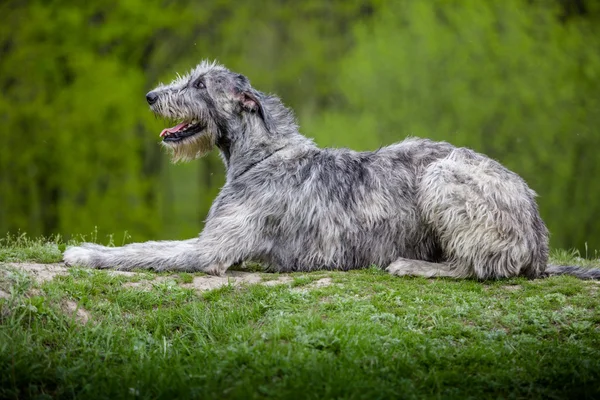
194, 79, 206, 89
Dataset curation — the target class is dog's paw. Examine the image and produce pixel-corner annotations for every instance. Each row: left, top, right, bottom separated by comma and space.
204, 263, 228, 277
385, 260, 414, 276
63, 246, 98, 268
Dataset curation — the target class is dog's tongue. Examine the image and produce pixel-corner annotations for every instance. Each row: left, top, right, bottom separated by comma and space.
160, 122, 188, 138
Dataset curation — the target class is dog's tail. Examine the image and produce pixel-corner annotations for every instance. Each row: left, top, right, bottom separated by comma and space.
545, 265, 600, 280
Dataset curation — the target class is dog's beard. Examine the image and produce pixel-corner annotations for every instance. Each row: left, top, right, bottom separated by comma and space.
161, 131, 215, 163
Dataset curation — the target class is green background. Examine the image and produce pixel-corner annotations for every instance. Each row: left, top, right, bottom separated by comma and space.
1, 0, 599, 254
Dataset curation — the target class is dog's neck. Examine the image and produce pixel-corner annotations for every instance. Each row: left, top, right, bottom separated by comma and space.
217, 95, 315, 181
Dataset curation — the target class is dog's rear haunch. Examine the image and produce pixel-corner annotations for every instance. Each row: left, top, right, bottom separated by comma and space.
64, 60, 599, 280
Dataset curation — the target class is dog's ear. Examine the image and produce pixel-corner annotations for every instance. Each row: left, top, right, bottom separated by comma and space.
238, 90, 263, 115
233, 88, 273, 130
232, 74, 274, 131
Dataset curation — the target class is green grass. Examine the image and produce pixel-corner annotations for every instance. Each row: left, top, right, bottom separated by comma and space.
0, 233, 65, 263
1, 235, 600, 399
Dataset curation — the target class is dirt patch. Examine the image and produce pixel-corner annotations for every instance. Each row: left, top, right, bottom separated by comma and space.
292, 277, 335, 293
2, 262, 142, 284
107, 270, 138, 277
310, 277, 333, 288
262, 276, 293, 286
182, 271, 292, 292
62, 300, 91, 324
120, 271, 294, 292
5, 263, 68, 283
122, 276, 175, 291
2, 263, 322, 293
0, 288, 9, 299
501, 285, 522, 291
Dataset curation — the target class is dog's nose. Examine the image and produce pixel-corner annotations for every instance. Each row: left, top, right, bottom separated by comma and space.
146, 91, 158, 105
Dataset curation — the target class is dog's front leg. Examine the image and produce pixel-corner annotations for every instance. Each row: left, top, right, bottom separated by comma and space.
63, 223, 254, 274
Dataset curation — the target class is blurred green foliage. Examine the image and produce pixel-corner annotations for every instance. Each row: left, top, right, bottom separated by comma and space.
0, 0, 599, 253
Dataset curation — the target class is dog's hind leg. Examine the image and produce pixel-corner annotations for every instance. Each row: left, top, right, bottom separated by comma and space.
386, 258, 469, 278
417, 148, 549, 280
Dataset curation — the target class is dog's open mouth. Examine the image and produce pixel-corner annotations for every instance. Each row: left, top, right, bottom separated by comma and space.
160, 120, 205, 142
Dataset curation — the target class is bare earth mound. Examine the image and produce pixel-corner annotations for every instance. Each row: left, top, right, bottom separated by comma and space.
1, 262, 308, 292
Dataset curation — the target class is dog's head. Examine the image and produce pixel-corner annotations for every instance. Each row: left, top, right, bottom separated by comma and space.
146, 60, 268, 162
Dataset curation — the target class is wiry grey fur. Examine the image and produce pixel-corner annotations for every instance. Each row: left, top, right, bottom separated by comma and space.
63, 60, 600, 280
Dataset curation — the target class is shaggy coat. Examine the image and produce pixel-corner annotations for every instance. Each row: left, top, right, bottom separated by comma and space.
64, 61, 599, 280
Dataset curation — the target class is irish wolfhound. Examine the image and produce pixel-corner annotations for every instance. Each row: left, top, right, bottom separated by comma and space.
64, 60, 599, 280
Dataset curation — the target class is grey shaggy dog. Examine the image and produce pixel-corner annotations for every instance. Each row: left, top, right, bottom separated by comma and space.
64, 60, 600, 280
